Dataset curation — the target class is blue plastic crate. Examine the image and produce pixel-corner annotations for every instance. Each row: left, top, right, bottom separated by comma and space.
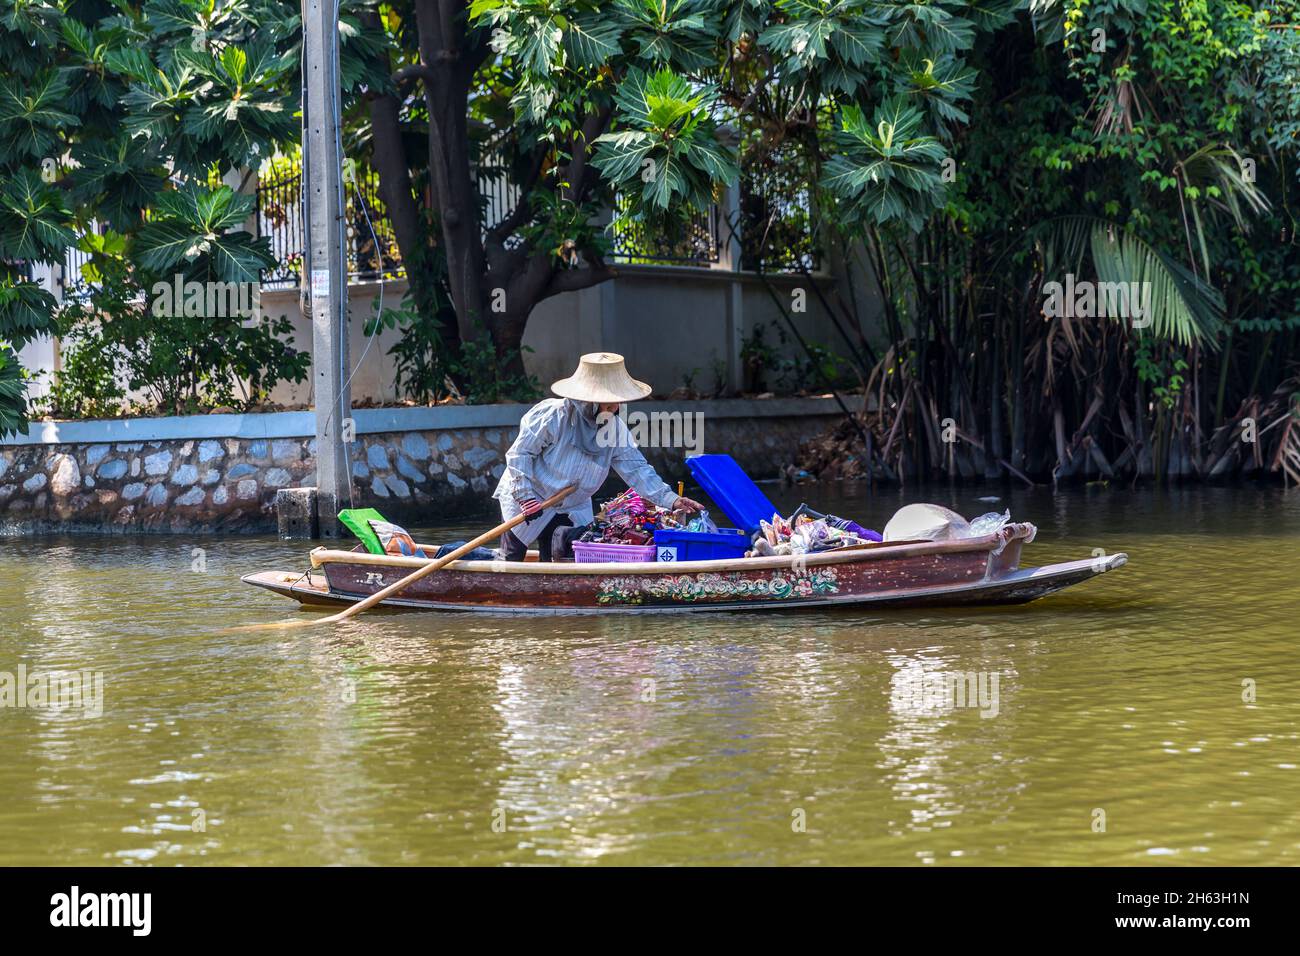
685, 454, 780, 536
653, 527, 750, 562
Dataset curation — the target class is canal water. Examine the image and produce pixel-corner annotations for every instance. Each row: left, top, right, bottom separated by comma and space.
1, 482, 1297, 866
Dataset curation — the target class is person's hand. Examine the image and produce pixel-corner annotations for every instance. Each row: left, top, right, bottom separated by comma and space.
673, 496, 705, 514
520, 497, 542, 517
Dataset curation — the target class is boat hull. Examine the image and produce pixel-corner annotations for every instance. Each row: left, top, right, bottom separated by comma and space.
241, 554, 1125, 614
240, 523, 1129, 615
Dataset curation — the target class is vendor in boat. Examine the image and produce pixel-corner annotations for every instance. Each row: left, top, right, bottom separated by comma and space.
493, 352, 705, 561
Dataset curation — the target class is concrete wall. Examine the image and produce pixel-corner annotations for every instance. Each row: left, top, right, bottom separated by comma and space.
25, 264, 859, 410
260, 265, 853, 407
262, 280, 409, 407
1, 397, 860, 535
17, 261, 60, 401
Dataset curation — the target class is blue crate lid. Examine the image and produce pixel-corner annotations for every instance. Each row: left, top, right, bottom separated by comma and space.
653, 527, 746, 545
685, 454, 779, 536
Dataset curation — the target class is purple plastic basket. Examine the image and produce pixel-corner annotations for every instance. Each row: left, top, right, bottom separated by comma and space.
572, 541, 657, 563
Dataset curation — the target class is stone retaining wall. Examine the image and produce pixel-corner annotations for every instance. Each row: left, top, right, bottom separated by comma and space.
0, 397, 858, 534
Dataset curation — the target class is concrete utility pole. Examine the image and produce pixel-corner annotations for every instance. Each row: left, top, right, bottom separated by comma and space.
301, 0, 351, 537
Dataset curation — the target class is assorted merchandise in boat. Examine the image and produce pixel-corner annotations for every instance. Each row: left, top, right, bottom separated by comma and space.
748, 507, 880, 558
569, 488, 718, 562
242, 454, 1128, 615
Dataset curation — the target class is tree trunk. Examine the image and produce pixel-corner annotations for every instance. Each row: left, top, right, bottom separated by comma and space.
361, 9, 460, 356
399, 3, 620, 373
415, 0, 488, 346
491, 308, 531, 379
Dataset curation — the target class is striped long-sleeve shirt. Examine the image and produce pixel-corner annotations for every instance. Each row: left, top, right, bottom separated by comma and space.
493, 398, 679, 545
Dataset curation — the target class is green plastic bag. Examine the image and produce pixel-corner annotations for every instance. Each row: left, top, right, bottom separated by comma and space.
337, 507, 388, 555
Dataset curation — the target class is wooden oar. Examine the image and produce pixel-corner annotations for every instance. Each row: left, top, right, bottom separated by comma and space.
238, 484, 576, 631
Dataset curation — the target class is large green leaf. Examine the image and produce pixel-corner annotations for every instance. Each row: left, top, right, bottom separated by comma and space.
133, 183, 275, 283
594, 67, 736, 217
174, 40, 297, 167
821, 99, 948, 230
119, 65, 196, 145
565, 16, 623, 68
70, 137, 169, 231
0, 70, 78, 159
0, 168, 76, 262
0, 345, 33, 440
0, 278, 60, 349
615, 0, 718, 71
899, 53, 977, 126
879, 2, 975, 54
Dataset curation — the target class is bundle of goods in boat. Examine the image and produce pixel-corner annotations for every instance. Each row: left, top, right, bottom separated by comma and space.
572, 489, 690, 561
573, 489, 746, 562
747, 508, 881, 557
577, 489, 678, 545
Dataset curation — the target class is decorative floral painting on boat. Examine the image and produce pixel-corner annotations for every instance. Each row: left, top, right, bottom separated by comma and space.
596, 568, 841, 605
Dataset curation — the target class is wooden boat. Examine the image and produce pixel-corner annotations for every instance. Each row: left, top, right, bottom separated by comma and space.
241, 522, 1128, 614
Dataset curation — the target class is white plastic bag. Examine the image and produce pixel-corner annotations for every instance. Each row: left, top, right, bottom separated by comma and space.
967, 510, 1011, 536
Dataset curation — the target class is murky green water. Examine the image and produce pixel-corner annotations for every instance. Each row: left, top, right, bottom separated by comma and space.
1, 482, 1297, 865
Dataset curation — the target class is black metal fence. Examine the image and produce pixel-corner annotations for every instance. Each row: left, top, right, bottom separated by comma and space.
740, 147, 821, 273
249, 150, 816, 284
255, 161, 405, 289
59, 220, 104, 299
255, 168, 304, 288
608, 198, 721, 265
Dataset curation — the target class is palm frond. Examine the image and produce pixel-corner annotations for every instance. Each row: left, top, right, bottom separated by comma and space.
1178, 144, 1271, 230
1031, 215, 1225, 347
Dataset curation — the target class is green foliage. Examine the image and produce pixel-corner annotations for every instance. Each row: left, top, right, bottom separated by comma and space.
1032, 215, 1226, 346
592, 68, 738, 219
739, 321, 851, 395
839, 0, 1300, 482
0, 346, 34, 437
1132, 336, 1188, 412
0, 0, 333, 432
776, 340, 851, 394
134, 184, 275, 283
44, 324, 127, 421
824, 99, 949, 230
49, 262, 309, 417
454, 334, 541, 405
462, 0, 998, 349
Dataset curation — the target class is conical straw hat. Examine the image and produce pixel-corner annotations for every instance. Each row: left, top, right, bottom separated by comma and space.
551, 352, 653, 403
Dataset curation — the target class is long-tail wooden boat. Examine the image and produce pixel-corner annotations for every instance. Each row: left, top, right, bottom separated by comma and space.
241, 522, 1128, 614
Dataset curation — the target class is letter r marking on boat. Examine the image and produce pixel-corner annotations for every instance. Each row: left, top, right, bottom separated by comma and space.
364, 572, 384, 586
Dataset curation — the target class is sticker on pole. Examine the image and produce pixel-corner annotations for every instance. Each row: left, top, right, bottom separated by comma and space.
311, 269, 330, 298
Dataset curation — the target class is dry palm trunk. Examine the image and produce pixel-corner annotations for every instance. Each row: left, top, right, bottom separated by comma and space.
1135, 384, 1154, 477
880, 381, 914, 465
1084, 435, 1115, 478
1190, 345, 1205, 473
1274, 416, 1300, 487
1052, 406, 1072, 484
918, 394, 944, 473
